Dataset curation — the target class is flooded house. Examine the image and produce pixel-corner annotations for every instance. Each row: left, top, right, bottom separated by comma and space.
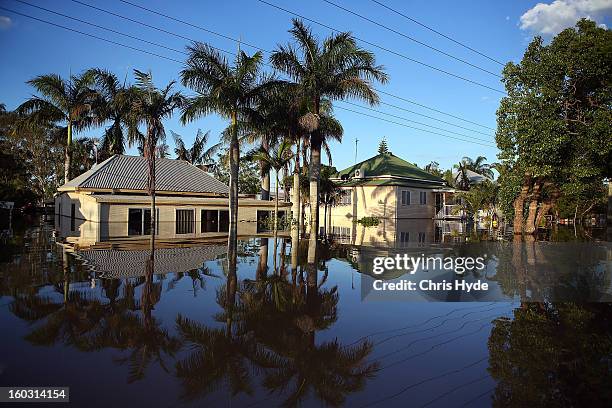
320, 151, 456, 241
55, 154, 290, 247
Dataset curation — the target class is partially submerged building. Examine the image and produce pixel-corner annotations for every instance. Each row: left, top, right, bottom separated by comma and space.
55, 154, 290, 246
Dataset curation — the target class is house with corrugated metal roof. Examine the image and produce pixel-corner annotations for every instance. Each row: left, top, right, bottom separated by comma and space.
319, 152, 456, 243
55, 154, 290, 245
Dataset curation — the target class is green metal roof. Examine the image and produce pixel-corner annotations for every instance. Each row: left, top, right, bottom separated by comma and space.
335, 153, 444, 184
338, 178, 442, 188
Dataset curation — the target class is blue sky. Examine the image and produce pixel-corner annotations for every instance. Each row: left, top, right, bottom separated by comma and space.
1, 0, 610, 175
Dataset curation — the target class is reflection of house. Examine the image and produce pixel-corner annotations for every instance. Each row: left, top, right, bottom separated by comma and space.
55, 154, 290, 245
75, 244, 227, 278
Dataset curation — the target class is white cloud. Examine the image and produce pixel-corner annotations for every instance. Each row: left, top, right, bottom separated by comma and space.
0, 16, 12, 30
520, 0, 612, 35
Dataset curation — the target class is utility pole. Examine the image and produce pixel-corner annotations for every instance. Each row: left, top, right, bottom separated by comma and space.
354, 138, 359, 164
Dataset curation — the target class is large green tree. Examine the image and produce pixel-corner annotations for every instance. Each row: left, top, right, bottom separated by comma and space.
181, 43, 276, 252
171, 129, 217, 166
496, 20, 611, 234
17, 72, 98, 182
87, 68, 132, 157
126, 70, 184, 237
271, 19, 387, 238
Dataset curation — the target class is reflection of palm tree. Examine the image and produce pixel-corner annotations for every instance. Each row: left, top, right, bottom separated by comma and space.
239, 264, 378, 407
174, 251, 274, 401
166, 266, 219, 298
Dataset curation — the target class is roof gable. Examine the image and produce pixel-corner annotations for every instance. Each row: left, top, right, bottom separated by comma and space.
335, 153, 444, 183
60, 155, 229, 195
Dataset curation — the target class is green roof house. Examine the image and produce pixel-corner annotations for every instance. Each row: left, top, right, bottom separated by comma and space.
321, 152, 452, 230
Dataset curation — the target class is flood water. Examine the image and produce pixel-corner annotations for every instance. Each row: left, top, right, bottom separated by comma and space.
1, 216, 611, 407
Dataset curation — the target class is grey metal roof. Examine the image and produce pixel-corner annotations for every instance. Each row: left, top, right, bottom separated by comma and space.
76, 245, 227, 278
60, 155, 229, 195
452, 169, 492, 185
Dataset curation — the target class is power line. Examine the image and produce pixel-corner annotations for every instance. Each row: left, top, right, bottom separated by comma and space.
256, 0, 505, 94
321, 0, 501, 78
334, 105, 496, 148
67, 0, 235, 57
117, 0, 269, 54
339, 100, 493, 143
2, 5, 497, 147
378, 100, 493, 136
375, 89, 496, 131
370, 0, 506, 66
74, 0, 497, 132
0, 6, 184, 64
15, 0, 188, 56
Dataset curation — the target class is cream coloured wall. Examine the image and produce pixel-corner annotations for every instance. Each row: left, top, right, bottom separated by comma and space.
320, 185, 437, 221
54, 192, 100, 244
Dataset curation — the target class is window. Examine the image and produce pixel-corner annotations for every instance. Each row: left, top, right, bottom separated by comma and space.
338, 190, 352, 206
331, 226, 351, 237
201, 209, 219, 233
70, 203, 76, 231
418, 232, 426, 243
128, 209, 143, 235
256, 210, 286, 233
219, 210, 229, 232
401, 190, 411, 206
176, 209, 195, 234
420, 191, 427, 205
400, 231, 409, 242
128, 208, 158, 236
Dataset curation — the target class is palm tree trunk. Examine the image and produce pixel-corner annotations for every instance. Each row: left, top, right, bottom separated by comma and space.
261, 138, 270, 200
274, 170, 279, 237
145, 126, 156, 248
323, 196, 328, 236
292, 140, 301, 233
228, 111, 239, 252
65, 120, 72, 182
309, 132, 322, 238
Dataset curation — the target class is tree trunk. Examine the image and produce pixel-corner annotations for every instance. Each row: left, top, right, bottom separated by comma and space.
607, 181, 612, 242
145, 126, 156, 249
260, 138, 270, 200
257, 237, 269, 280
323, 196, 328, 236
228, 112, 239, 253
309, 132, 322, 238
291, 140, 301, 233
513, 173, 531, 234
274, 171, 279, 237
525, 179, 544, 235
534, 186, 559, 230
64, 120, 72, 182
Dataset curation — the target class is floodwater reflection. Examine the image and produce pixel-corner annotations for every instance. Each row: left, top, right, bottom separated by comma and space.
0, 218, 610, 407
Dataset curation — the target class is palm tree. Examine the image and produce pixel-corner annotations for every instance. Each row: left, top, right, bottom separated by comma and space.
87, 68, 132, 156
249, 139, 295, 236
171, 129, 218, 166
461, 156, 494, 178
319, 165, 346, 235
181, 43, 277, 252
271, 19, 387, 237
17, 71, 98, 182
453, 160, 471, 190
126, 69, 184, 238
